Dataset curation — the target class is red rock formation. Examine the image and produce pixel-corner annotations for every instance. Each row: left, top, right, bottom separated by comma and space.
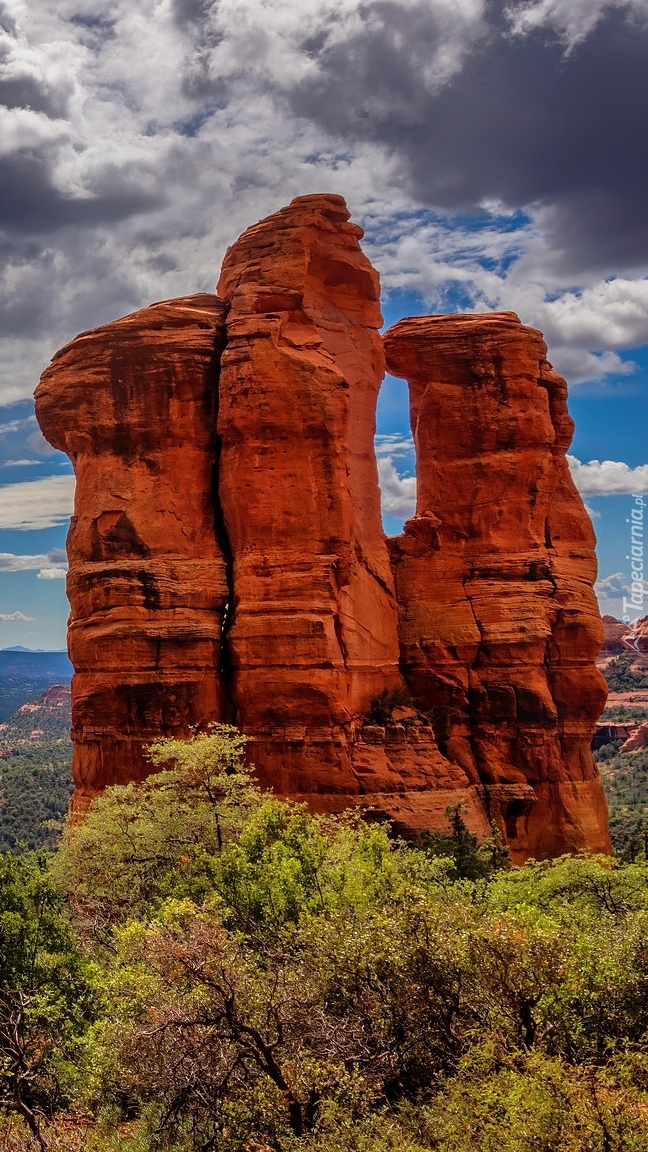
215, 195, 484, 835
600, 615, 628, 655
383, 312, 610, 860
34, 295, 229, 810
619, 722, 648, 753
33, 199, 610, 858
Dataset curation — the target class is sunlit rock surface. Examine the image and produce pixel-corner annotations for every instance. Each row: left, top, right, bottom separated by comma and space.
35, 198, 609, 857
35, 295, 229, 811
383, 312, 610, 859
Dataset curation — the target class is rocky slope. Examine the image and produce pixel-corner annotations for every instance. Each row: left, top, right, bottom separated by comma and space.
34, 195, 609, 859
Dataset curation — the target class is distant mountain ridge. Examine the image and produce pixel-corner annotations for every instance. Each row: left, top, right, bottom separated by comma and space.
0, 650, 73, 723
0, 649, 72, 678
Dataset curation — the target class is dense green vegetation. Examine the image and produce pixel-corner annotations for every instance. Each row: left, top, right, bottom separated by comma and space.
597, 746, 648, 859
599, 704, 648, 722
0, 742, 74, 852
0, 688, 73, 852
600, 654, 648, 692
3, 727, 648, 1150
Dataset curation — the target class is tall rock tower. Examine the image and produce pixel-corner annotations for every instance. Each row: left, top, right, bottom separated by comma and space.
383, 313, 610, 858
34, 197, 610, 859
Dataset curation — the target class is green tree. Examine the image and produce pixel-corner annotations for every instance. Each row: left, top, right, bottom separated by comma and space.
0, 852, 91, 1146
420, 803, 509, 879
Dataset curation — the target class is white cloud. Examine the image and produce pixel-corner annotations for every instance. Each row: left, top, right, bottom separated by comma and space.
0, 611, 35, 622
567, 456, 648, 496
0, 0, 645, 413
37, 566, 67, 579
377, 456, 417, 518
0, 418, 25, 437
371, 211, 648, 384
0, 548, 67, 573
375, 433, 415, 459
0, 474, 75, 530
506, 0, 648, 49
595, 571, 629, 596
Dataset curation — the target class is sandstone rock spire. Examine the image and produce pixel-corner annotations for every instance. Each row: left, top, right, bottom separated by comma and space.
383, 312, 611, 858
216, 193, 409, 797
35, 295, 229, 810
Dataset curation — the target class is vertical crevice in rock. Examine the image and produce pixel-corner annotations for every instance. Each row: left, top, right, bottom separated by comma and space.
210, 320, 237, 720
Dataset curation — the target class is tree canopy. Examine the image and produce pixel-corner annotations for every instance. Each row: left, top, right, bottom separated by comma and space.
2, 725, 648, 1151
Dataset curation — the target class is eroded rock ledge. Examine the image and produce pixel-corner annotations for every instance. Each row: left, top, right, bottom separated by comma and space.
34, 194, 611, 861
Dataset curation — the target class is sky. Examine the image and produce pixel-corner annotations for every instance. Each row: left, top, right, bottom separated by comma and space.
1, 0, 648, 649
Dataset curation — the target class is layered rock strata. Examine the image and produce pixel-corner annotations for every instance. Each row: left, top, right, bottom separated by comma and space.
383, 313, 610, 858
216, 195, 481, 833
35, 295, 229, 810
34, 196, 610, 857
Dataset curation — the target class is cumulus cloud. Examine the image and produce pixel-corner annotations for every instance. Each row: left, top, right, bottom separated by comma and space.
37, 565, 66, 579
0, 474, 74, 530
371, 212, 648, 383
568, 456, 648, 496
0, 610, 35, 621
377, 455, 417, 518
375, 432, 415, 459
595, 571, 630, 597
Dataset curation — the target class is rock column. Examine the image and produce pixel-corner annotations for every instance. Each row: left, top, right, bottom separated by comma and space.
35, 295, 229, 810
216, 194, 405, 800
383, 312, 610, 859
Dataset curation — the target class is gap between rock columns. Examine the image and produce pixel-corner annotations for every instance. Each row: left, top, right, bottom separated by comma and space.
383, 312, 611, 859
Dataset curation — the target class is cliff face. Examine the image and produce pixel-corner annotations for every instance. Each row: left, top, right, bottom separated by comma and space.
215, 195, 481, 833
383, 313, 610, 859
216, 195, 401, 764
34, 197, 610, 857
35, 295, 229, 810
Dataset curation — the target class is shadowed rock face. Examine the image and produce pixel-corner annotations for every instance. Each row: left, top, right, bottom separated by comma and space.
34, 197, 610, 858
383, 313, 610, 859
35, 295, 229, 810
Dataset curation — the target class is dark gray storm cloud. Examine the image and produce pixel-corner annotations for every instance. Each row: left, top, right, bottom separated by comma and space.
289, 4, 648, 275
0, 151, 164, 235
1, 0, 647, 405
